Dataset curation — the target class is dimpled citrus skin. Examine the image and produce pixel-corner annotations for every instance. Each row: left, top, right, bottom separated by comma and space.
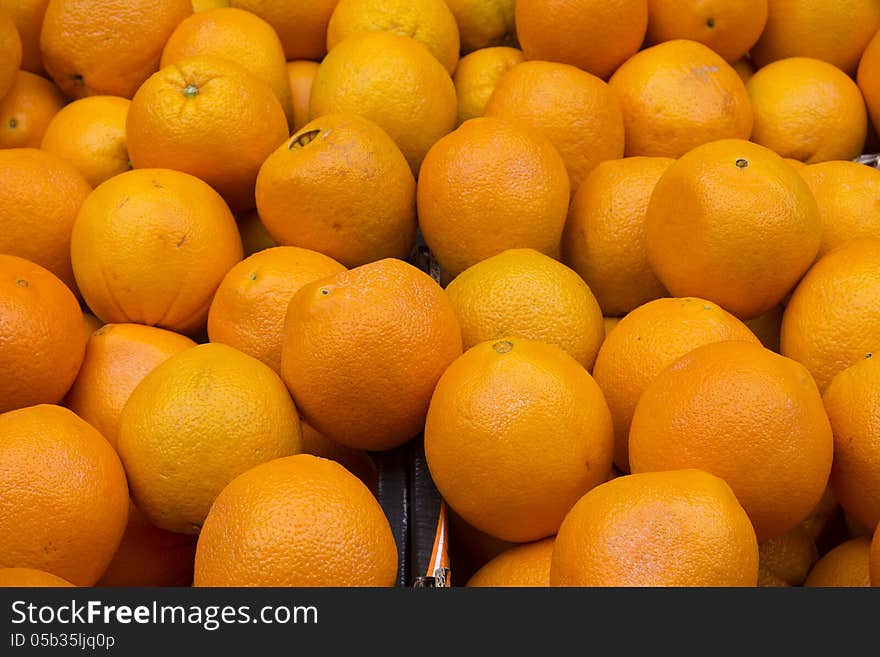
858, 30, 880, 135
255, 114, 417, 268
0, 405, 129, 586
445, 0, 516, 53
0, 71, 65, 148
804, 538, 873, 587
0, 9, 21, 99
281, 258, 462, 451
453, 47, 524, 125
70, 168, 243, 335
757, 525, 817, 586
550, 469, 759, 587
0, 568, 74, 587
64, 323, 196, 449
629, 340, 834, 542
467, 538, 555, 587
645, 139, 821, 320
822, 355, 880, 531
309, 31, 456, 174
592, 297, 760, 471
0, 0, 47, 74
781, 239, 880, 392
194, 454, 398, 587
424, 338, 614, 543
0, 255, 86, 413
608, 40, 753, 158
0, 148, 91, 294
117, 343, 303, 534
39, 0, 193, 99
417, 117, 570, 278
484, 60, 625, 193
228, 0, 337, 61
445, 249, 605, 370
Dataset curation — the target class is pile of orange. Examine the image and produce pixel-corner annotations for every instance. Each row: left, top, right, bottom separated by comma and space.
1, 0, 880, 589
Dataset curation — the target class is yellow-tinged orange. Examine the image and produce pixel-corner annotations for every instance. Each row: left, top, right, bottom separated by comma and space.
127, 56, 288, 213
608, 40, 753, 158
425, 338, 613, 543
0, 255, 85, 413
0, 148, 91, 293
805, 538, 873, 587
281, 258, 462, 451
40, 96, 130, 187
757, 525, 817, 586
39, 0, 193, 99
300, 422, 377, 495
592, 297, 759, 471
0, 70, 64, 148
747, 58, 867, 164
515, 0, 647, 80
309, 31, 456, 173
781, 239, 880, 391
562, 157, 673, 316
732, 57, 756, 84
0, 9, 21, 98
118, 343, 303, 534
550, 469, 758, 587
629, 340, 834, 541
236, 209, 276, 256
444, 249, 604, 370
858, 30, 880, 135
228, 0, 338, 61
255, 114, 417, 268
194, 454, 398, 586
0, 0, 48, 73
0, 405, 129, 586
208, 246, 345, 373
417, 117, 570, 278
645, 139, 821, 319
484, 61, 624, 192
467, 538, 554, 587
445, 0, 515, 53
286, 60, 318, 132
64, 323, 196, 449
70, 168, 242, 335
0, 568, 74, 587
454, 46, 523, 125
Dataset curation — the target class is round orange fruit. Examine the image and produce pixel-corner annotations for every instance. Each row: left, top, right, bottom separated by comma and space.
453, 46, 523, 125
0, 0, 48, 74
0, 9, 21, 99
299, 422, 378, 494
550, 469, 758, 586
228, 0, 338, 61
757, 525, 818, 586
286, 60, 318, 132
0, 70, 65, 148
858, 29, 880, 135
236, 209, 276, 257
425, 338, 614, 543
281, 258, 462, 451
745, 305, 785, 353
467, 538, 555, 587
804, 537, 873, 587
0, 568, 74, 587
445, 0, 516, 54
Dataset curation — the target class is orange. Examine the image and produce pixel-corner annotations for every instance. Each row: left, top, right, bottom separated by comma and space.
118, 343, 303, 534
484, 61, 625, 192
562, 157, 673, 316
550, 469, 758, 587
745, 305, 784, 353
327, 0, 460, 74
0, 0, 48, 73
0, 9, 21, 98
0, 255, 85, 413
785, 158, 807, 170
193, 0, 229, 9
281, 258, 462, 451
228, 0, 338, 61
445, 0, 516, 54
592, 297, 759, 471
425, 338, 613, 543
629, 340, 833, 541
871, 528, 880, 585
39, 0, 193, 99
732, 57, 756, 84
286, 60, 318, 132
208, 246, 345, 373
64, 323, 196, 449
40, 96, 130, 187
97, 502, 197, 587
127, 56, 289, 213
757, 525, 818, 586
70, 168, 242, 335
603, 316, 621, 338
0, 148, 91, 293
515, 0, 647, 80
608, 40, 753, 158
82, 312, 102, 337
802, 486, 840, 545
453, 46, 523, 125
256, 114, 417, 268
0, 405, 129, 586
805, 538, 873, 587
747, 58, 867, 164
0, 568, 74, 587
300, 422, 377, 495
160, 7, 294, 126
444, 249, 605, 370
194, 454, 398, 586
645, 139, 821, 319
466, 538, 554, 587
417, 117, 570, 277
751, 0, 880, 76
799, 161, 880, 257
0, 70, 64, 148
309, 31, 456, 173
858, 30, 880, 135
645, 0, 768, 63
822, 354, 880, 532
780, 239, 880, 391
236, 209, 276, 256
